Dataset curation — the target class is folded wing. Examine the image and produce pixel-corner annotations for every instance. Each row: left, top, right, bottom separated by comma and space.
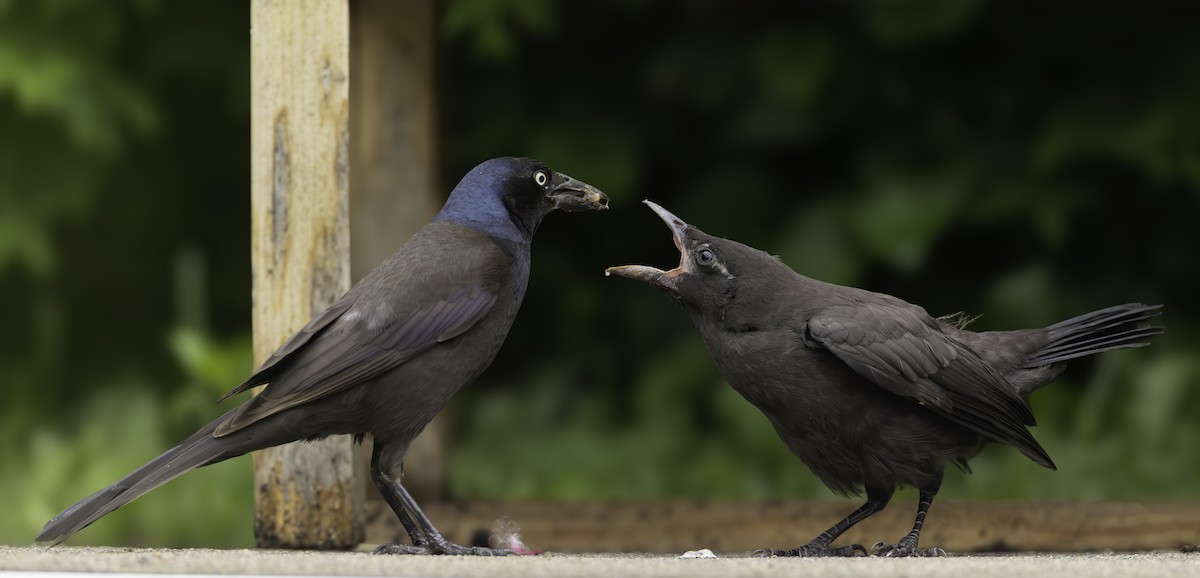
806, 303, 1055, 469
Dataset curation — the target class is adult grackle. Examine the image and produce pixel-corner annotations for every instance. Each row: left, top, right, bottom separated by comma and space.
38, 157, 608, 555
606, 201, 1162, 557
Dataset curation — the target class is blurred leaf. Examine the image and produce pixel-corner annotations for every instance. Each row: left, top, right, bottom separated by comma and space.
443, 0, 557, 60
858, 0, 981, 44
987, 264, 1055, 328
851, 162, 969, 272
0, 0, 158, 153
752, 31, 832, 112
0, 213, 55, 277
776, 199, 863, 285
1127, 353, 1199, 451
0, 380, 252, 547
167, 328, 252, 398
1034, 104, 1179, 181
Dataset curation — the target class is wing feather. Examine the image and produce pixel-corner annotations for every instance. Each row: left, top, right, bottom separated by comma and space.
214, 287, 497, 436
807, 303, 1055, 469
212, 227, 509, 437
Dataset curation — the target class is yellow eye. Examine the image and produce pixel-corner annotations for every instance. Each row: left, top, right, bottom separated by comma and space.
534, 171, 549, 187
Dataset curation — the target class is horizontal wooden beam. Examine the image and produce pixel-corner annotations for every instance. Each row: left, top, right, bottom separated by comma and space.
364, 500, 1200, 553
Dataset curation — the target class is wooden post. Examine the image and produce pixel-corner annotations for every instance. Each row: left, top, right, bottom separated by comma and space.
250, 0, 362, 549
349, 0, 444, 505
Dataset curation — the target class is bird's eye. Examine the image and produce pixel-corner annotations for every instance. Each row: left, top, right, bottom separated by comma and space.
534, 170, 549, 187
697, 248, 715, 265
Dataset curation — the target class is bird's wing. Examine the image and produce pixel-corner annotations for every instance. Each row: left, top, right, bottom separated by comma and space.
216, 301, 355, 403
213, 233, 507, 437
805, 303, 1055, 469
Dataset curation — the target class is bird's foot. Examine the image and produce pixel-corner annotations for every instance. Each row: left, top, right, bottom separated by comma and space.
753, 542, 868, 557
872, 541, 946, 557
373, 542, 514, 556
373, 543, 429, 555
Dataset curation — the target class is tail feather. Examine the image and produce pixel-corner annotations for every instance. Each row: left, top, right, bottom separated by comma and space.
1023, 303, 1164, 369
1026, 326, 1163, 366
36, 408, 240, 546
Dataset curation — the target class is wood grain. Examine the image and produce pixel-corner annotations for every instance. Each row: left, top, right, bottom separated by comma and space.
250, 0, 360, 550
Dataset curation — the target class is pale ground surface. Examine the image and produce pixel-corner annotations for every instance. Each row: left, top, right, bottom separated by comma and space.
1, 546, 1197, 578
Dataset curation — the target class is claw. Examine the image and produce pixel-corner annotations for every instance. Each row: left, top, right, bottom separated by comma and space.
873, 541, 947, 558
373, 543, 429, 555
373, 542, 514, 556
753, 543, 867, 557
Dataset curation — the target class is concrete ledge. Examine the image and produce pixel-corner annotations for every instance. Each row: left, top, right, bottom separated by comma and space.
2, 546, 1198, 578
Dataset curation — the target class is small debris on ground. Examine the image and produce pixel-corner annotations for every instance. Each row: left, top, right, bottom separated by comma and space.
493, 517, 542, 555
679, 548, 717, 558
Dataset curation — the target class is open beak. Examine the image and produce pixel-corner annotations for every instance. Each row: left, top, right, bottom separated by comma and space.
605, 200, 690, 290
550, 173, 610, 212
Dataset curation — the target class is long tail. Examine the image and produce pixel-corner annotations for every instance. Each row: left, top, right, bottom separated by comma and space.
36, 407, 245, 546
1023, 303, 1164, 369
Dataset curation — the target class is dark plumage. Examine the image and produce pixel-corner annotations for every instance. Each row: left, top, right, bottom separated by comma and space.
38, 157, 608, 555
606, 201, 1163, 557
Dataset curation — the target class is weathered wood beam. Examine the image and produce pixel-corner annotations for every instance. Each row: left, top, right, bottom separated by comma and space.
249, 0, 361, 549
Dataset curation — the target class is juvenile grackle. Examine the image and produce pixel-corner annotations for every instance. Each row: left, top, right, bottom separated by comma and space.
607, 201, 1162, 557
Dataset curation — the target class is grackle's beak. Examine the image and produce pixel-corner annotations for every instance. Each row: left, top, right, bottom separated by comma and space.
605, 200, 690, 290
549, 173, 609, 212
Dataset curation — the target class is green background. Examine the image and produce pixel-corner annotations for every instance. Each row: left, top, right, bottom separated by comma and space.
2, 0, 1197, 547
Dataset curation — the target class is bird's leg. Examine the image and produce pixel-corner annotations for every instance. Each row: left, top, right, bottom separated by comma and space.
380, 476, 514, 556
371, 477, 430, 554
368, 447, 431, 554
873, 489, 946, 557
754, 494, 889, 557
369, 445, 513, 556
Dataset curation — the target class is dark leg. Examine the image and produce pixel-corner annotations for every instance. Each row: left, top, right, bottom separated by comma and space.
755, 489, 891, 557
872, 488, 946, 557
368, 446, 429, 554
369, 444, 512, 556
369, 462, 432, 554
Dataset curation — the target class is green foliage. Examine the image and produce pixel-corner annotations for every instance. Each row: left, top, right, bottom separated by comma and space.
0, 0, 251, 546
0, 380, 253, 547
3, 0, 1199, 548
443, 0, 557, 60
0, 0, 158, 277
